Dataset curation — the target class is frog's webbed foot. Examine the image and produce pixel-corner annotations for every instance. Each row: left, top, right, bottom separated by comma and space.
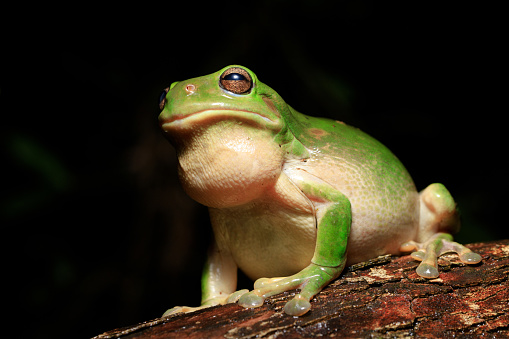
238, 263, 341, 316
400, 232, 482, 278
162, 289, 249, 317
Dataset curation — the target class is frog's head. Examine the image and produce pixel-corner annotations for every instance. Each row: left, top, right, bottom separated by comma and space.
158, 65, 296, 148
158, 66, 305, 207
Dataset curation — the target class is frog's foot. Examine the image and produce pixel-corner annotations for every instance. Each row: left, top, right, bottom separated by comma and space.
238, 263, 341, 316
162, 290, 249, 317
400, 232, 482, 279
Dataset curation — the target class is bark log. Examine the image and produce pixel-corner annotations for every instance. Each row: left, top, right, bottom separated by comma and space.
93, 240, 509, 338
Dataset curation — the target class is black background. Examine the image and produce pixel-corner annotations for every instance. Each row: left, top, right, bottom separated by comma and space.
1, 1, 505, 338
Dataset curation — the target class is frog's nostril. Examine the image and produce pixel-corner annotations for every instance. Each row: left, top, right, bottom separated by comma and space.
185, 84, 196, 94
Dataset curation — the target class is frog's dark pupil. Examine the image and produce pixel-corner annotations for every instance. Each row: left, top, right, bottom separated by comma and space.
224, 73, 245, 81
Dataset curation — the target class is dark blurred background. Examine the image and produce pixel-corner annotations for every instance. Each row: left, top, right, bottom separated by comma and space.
1, 1, 505, 338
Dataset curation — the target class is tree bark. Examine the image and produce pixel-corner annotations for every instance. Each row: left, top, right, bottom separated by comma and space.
93, 240, 509, 338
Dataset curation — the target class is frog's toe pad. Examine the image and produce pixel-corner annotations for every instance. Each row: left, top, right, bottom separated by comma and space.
284, 298, 311, 316
400, 241, 418, 252
163, 306, 192, 317
460, 252, 482, 264
226, 289, 249, 303
416, 263, 439, 279
238, 292, 264, 308
411, 250, 426, 261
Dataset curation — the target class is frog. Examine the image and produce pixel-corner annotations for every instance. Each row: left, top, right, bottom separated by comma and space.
157, 65, 482, 317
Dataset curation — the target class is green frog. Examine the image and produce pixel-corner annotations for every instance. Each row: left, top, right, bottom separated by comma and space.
158, 65, 481, 316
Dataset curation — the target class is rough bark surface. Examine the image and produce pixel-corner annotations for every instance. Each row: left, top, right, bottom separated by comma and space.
93, 240, 509, 338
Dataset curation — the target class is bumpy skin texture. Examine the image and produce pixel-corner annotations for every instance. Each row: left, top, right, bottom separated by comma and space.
158, 65, 481, 316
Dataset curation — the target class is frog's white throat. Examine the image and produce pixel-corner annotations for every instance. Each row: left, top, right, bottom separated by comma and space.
175, 122, 285, 209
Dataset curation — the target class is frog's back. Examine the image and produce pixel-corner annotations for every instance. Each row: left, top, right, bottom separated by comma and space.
287, 108, 412, 183
286, 108, 420, 262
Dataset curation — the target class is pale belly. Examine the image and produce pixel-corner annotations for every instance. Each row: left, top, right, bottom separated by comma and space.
209, 190, 419, 281
209, 202, 317, 280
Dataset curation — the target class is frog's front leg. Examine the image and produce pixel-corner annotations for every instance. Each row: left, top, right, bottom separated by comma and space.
163, 241, 245, 316
400, 183, 482, 278
238, 170, 351, 316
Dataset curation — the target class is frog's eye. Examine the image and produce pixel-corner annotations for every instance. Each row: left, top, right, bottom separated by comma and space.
219, 67, 252, 94
159, 87, 169, 110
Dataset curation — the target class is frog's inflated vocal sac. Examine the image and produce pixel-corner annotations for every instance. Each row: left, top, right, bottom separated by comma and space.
158, 65, 481, 316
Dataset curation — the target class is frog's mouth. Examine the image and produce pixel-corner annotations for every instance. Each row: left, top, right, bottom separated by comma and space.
160, 109, 281, 131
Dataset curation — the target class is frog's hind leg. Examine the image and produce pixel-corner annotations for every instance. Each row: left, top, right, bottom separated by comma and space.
417, 183, 460, 240
400, 183, 482, 278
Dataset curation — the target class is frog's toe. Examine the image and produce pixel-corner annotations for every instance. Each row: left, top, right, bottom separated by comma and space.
416, 262, 439, 279
284, 296, 311, 316
238, 291, 265, 308
162, 306, 195, 317
437, 236, 483, 266
162, 307, 178, 317
400, 240, 418, 252
163, 294, 235, 317
459, 251, 482, 264
238, 275, 304, 311
410, 250, 426, 261
253, 277, 285, 289
226, 289, 249, 303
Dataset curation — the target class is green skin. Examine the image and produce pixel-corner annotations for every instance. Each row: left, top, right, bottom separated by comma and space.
158, 65, 481, 316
